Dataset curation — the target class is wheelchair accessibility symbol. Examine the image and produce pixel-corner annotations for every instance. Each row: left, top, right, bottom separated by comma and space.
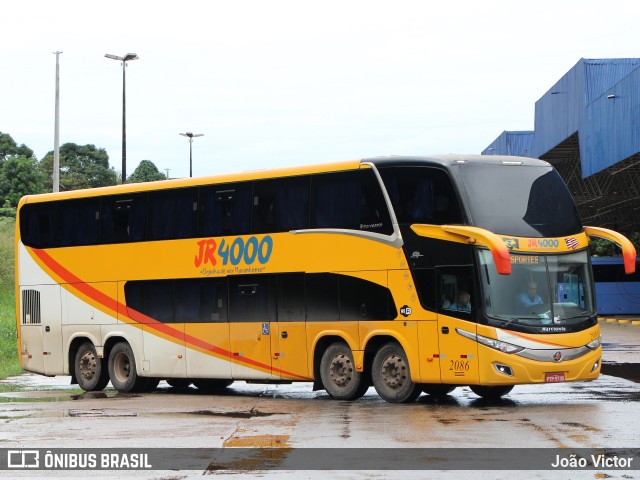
262, 323, 270, 335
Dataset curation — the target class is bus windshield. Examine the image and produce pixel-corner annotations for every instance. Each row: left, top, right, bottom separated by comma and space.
455, 165, 582, 237
478, 250, 595, 327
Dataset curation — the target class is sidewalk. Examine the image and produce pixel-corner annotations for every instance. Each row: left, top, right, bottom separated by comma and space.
600, 319, 640, 364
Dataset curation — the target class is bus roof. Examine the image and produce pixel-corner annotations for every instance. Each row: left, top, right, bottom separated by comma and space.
17, 154, 550, 207
18, 158, 363, 206
366, 154, 551, 169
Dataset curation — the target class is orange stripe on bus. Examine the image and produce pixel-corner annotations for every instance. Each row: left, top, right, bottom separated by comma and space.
504, 329, 575, 349
29, 248, 308, 380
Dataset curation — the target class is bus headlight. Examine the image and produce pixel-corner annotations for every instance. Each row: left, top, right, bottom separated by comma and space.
476, 335, 525, 354
456, 328, 524, 354
586, 337, 601, 350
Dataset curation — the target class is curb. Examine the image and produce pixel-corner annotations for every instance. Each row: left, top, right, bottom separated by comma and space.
599, 317, 640, 325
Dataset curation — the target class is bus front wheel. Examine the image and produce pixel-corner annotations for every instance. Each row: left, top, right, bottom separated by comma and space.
108, 342, 148, 393
372, 342, 421, 403
470, 385, 514, 399
320, 342, 368, 400
74, 341, 110, 392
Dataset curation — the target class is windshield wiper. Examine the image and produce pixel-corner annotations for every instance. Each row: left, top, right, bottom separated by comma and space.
490, 314, 540, 328
559, 313, 592, 321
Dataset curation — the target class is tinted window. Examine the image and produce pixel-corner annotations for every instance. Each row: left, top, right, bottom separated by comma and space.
57, 199, 100, 247
148, 188, 198, 240
21, 202, 57, 249
380, 167, 463, 225
306, 274, 340, 322
175, 278, 227, 323
411, 268, 437, 311
311, 170, 393, 235
101, 194, 148, 243
125, 278, 228, 323
277, 273, 306, 322
253, 176, 309, 233
229, 275, 275, 323
456, 165, 582, 237
200, 182, 252, 237
126, 280, 174, 323
339, 274, 396, 320
438, 266, 475, 321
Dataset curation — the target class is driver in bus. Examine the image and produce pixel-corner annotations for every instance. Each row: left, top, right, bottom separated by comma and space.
517, 281, 543, 314
448, 290, 471, 312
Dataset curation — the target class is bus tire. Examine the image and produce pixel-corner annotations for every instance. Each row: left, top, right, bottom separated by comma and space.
470, 385, 514, 399
193, 379, 233, 393
74, 341, 109, 392
320, 342, 368, 400
421, 384, 456, 397
372, 342, 420, 403
108, 341, 146, 393
166, 379, 192, 389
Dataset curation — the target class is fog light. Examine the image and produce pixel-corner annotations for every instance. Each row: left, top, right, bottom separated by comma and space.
494, 363, 513, 376
591, 360, 599, 372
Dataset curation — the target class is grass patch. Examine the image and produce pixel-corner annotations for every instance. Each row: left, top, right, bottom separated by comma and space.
0, 218, 22, 380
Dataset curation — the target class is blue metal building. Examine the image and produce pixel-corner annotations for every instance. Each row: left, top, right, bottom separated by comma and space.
483, 58, 640, 234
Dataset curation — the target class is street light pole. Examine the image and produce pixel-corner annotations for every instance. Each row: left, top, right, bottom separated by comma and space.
105, 53, 139, 183
179, 132, 204, 177
52, 51, 62, 193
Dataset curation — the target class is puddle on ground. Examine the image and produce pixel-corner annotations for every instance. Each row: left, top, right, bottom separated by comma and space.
0, 390, 135, 403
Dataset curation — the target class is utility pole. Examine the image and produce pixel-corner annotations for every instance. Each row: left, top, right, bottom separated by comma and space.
179, 132, 204, 177
105, 53, 139, 183
53, 51, 62, 193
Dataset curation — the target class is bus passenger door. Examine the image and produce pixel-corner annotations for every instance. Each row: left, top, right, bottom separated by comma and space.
272, 274, 309, 380
228, 276, 276, 380
436, 268, 479, 385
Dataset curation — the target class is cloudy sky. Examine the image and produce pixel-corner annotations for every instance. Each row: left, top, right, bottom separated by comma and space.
2, 0, 639, 179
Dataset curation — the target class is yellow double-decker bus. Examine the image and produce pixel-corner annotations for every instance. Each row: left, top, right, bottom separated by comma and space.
15, 155, 636, 403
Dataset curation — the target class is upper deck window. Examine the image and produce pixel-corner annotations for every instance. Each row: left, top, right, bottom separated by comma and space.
147, 188, 198, 241
379, 167, 463, 225
311, 169, 393, 235
57, 198, 100, 247
252, 176, 310, 233
101, 193, 147, 243
200, 182, 252, 237
455, 165, 582, 237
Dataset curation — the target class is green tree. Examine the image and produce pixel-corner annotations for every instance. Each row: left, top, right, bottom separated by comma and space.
127, 160, 166, 183
0, 131, 34, 163
39, 143, 117, 191
0, 155, 47, 217
589, 233, 640, 257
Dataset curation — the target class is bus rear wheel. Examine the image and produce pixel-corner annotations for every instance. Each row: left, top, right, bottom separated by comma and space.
320, 342, 368, 400
108, 342, 148, 393
372, 342, 420, 403
74, 341, 109, 392
470, 385, 514, 399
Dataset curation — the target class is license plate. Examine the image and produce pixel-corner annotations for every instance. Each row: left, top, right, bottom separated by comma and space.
545, 372, 565, 383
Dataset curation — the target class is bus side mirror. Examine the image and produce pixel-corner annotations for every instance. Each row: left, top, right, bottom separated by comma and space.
584, 226, 637, 274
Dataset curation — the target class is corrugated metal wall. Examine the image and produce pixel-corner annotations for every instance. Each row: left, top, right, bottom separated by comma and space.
482, 131, 533, 157
485, 58, 640, 178
531, 59, 586, 158
583, 64, 640, 175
